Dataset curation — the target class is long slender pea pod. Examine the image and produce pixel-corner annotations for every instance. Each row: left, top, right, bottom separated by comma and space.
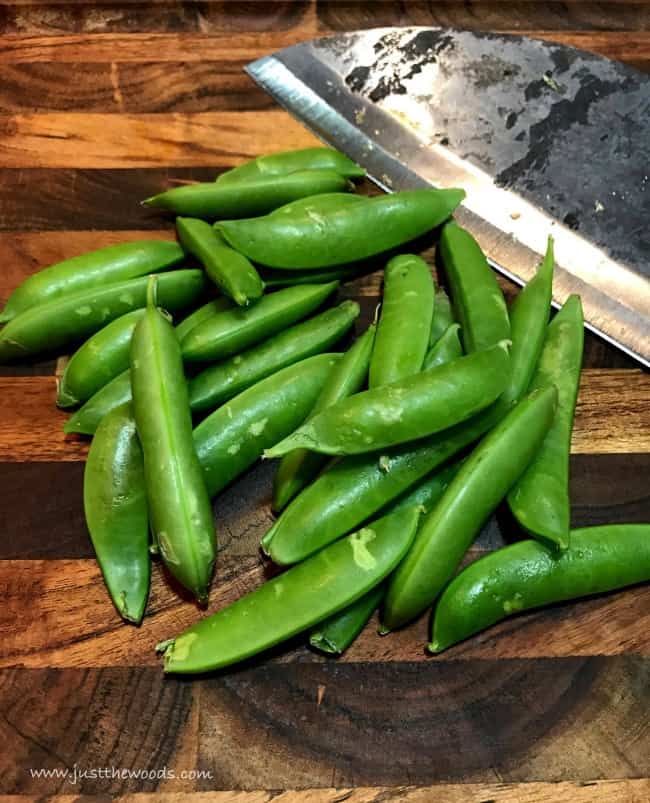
428, 289, 455, 347
266, 343, 510, 458
382, 385, 558, 631
217, 188, 465, 269
194, 354, 341, 497
182, 281, 339, 363
261, 264, 377, 288
83, 403, 150, 624
507, 294, 584, 551
216, 147, 365, 185
310, 584, 385, 656
0, 269, 206, 363
272, 324, 375, 513
158, 506, 420, 674
309, 458, 464, 655
422, 323, 462, 370
131, 280, 216, 604
143, 170, 351, 219
176, 217, 263, 307
0, 240, 184, 324
269, 192, 367, 217
439, 221, 510, 353
368, 255, 434, 388
429, 524, 650, 653
174, 296, 234, 341
188, 300, 359, 414
57, 309, 145, 408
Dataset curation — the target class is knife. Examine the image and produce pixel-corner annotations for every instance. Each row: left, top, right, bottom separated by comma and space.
246, 27, 650, 367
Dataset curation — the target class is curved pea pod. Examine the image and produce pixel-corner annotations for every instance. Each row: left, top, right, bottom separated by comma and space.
188, 300, 359, 414
428, 289, 455, 347
429, 524, 650, 653
143, 170, 351, 219
269, 192, 367, 217
174, 296, 234, 341
217, 188, 465, 269
83, 402, 150, 624
422, 323, 462, 370
57, 309, 145, 408
0, 269, 206, 363
216, 147, 365, 185
507, 294, 584, 551
182, 281, 339, 363
194, 354, 341, 498
131, 281, 216, 604
382, 385, 558, 631
369, 254, 434, 388
265, 342, 510, 458
158, 506, 420, 674
0, 240, 184, 324
176, 217, 263, 307
272, 324, 375, 513
439, 221, 510, 353
310, 584, 384, 656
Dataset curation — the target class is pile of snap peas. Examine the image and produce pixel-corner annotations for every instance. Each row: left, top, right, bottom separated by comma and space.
1, 146, 647, 674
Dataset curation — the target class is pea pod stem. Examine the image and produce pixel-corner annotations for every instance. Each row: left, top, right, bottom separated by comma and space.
429, 524, 650, 653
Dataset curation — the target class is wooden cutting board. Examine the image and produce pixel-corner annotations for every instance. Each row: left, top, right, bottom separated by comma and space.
0, 3, 649, 801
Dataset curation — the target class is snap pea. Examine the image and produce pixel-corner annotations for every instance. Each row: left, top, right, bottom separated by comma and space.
265, 343, 510, 458
429, 524, 650, 653
309, 585, 385, 656
272, 324, 375, 513
176, 217, 263, 307
143, 170, 351, 219
261, 264, 377, 288
131, 279, 216, 604
422, 323, 462, 370
58, 309, 145, 408
368, 254, 434, 388
382, 385, 558, 631
217, 188, 465, 269
194, 354, 340, 498
439, 221, 510, 353
428, 289, 455, 347
158, 506, 420, 674
188, 300, 359, 413
0, 269, 206, 363
0, 240, 184, 324
216, 147, 365, 185
269, 192, 367, 217
507, 294, 584, 551
182, 282, 339, 363
174, 296, 234, 341
83, 402, 150, 624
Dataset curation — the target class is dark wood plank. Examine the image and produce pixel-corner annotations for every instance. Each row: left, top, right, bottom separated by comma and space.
0, 62, 274, 113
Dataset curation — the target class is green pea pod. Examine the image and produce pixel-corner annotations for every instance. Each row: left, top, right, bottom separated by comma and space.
176, 217, 263, 307
131, 279, 216, 604
266, 343, 510, 458
188, 300, 359, 414
508, 295, 584, 551
272, 324, 376, 513
65, 369, 132, 436
422, 323, 462, 370
429, 524, 650, 653
217, 188, 465, 269
261, 264, 377, 288
83, 402, 150, 624
0, 240, 184, 324
174, 296, 234, 341
382, 385, 558, 631
269, 192, 367, 217
182, 281, 339, 363
158, 506, 420, 674
216, 147, 365, 185
310, 584, 384, 656
439, 222, 510, 353
0, 269, 206, 363
144, 170, 351, 219
368, 254, 434, 388
428, 289, 455, 347
194, 354, 340, 498
57, 309, 146, 408
387, 457, 465, 516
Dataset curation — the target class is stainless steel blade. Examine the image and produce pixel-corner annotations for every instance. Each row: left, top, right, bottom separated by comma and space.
246, 27, 650, 367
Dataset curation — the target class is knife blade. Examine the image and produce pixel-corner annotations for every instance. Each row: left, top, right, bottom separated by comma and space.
246, 27, 650, 367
